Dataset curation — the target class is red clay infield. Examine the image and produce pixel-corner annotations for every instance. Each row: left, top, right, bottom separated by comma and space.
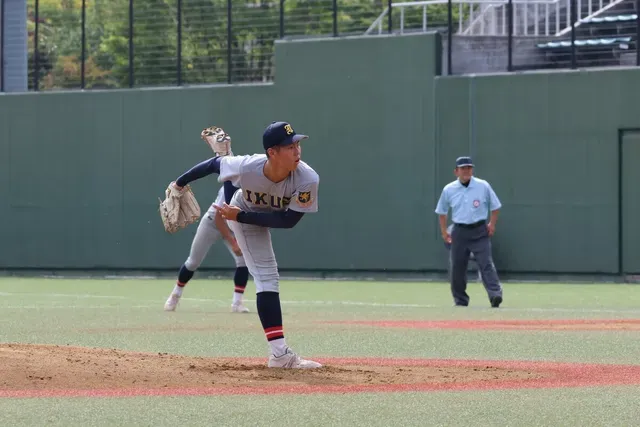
323, 319, 640, 331
1, 344, 640, 398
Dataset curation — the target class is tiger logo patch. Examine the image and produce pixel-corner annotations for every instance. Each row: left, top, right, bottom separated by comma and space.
296, 191, 313, 208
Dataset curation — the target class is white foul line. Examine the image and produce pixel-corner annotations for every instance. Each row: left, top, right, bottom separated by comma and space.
1, 291, 640, 314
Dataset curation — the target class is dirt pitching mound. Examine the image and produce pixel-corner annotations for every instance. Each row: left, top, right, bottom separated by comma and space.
0, 344, 539, 395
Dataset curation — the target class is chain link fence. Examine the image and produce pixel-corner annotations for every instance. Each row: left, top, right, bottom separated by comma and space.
6, 0, 634, 90
9, 0, 394, 91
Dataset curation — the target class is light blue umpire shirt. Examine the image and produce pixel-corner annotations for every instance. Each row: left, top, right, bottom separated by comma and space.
435, 176, 502, 225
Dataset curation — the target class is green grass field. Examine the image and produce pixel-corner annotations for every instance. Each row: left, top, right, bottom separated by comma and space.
1, 277, 640, 426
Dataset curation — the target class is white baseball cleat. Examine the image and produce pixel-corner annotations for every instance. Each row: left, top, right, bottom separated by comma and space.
267, 348, 323, 369
164, 292, 181, 311
231, 303, 250, 313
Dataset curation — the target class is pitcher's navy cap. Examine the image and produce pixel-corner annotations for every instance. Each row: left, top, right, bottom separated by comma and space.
455, 156, 474, 167
263, 121, 308, 150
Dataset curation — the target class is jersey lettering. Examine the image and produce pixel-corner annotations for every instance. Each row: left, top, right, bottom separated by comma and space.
243, 191, 290, 209
270, 196, 285, 209
254, 192, 268, 205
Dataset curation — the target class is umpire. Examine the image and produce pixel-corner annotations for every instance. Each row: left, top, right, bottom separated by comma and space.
435, 156, 503, 308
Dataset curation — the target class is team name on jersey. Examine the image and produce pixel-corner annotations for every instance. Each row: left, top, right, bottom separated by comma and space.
244, 190, 291, 209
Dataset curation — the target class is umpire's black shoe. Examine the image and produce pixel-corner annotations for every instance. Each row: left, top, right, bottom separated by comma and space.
490, 296, 502, 308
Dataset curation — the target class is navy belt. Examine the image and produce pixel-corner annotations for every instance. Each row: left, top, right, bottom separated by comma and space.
454, 220, 486, 229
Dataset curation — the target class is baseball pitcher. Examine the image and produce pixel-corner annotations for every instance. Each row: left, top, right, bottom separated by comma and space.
166, 121, 322, 370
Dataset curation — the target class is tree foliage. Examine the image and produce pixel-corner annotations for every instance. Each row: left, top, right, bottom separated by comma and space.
26, 0, 464, 90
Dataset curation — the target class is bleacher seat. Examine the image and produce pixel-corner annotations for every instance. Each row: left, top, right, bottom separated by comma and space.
535, 7, 637, 68
582, 14, 638, 24
580, 14, 638, 37
537, 37, 632, 50
536, 36, 633, 68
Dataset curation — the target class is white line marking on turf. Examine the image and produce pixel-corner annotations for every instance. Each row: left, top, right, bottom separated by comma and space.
1, 305, 153, 309
1, 292, 129, 299
2, 292, 640, 314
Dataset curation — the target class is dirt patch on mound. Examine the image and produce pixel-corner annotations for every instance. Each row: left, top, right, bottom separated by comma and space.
326, 319, 640, 331
0, 344, 540, 395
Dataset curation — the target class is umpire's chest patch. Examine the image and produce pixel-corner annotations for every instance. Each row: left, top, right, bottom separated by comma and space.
473, 199, 480, 208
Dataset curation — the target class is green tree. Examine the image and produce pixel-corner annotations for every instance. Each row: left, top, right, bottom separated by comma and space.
27, 0, 469, 90
181, 0, 229, 84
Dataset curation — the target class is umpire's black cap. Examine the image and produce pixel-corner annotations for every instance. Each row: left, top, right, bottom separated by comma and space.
455, 156, 474, 168
263, 121, 309, 151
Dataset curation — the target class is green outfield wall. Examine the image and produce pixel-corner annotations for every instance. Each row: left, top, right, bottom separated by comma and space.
435, 69, 640, 274
0, 33, 443, 273
1, 32, 638, 275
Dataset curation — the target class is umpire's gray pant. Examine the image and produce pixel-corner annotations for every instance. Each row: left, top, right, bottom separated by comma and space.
449, 222, 502, 306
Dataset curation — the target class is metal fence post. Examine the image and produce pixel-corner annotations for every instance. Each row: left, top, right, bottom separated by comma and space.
227, 0, 232, 84
388, 0, 392, 34
34, 0, 40, 91
177, 0, 182, 85
333, 0, 337, 36
81, 0, 86, 89
279, 0, 284, 38
570, 0, 576, 69
636, 0, 640, 66
129, 0, 134, 87
447, 0, 452, 75
1, 0, 4, 92
507, 0, 513, 71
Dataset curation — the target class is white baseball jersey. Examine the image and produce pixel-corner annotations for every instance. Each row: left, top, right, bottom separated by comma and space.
211, 186, 225, 211
218, 154, 319, 214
